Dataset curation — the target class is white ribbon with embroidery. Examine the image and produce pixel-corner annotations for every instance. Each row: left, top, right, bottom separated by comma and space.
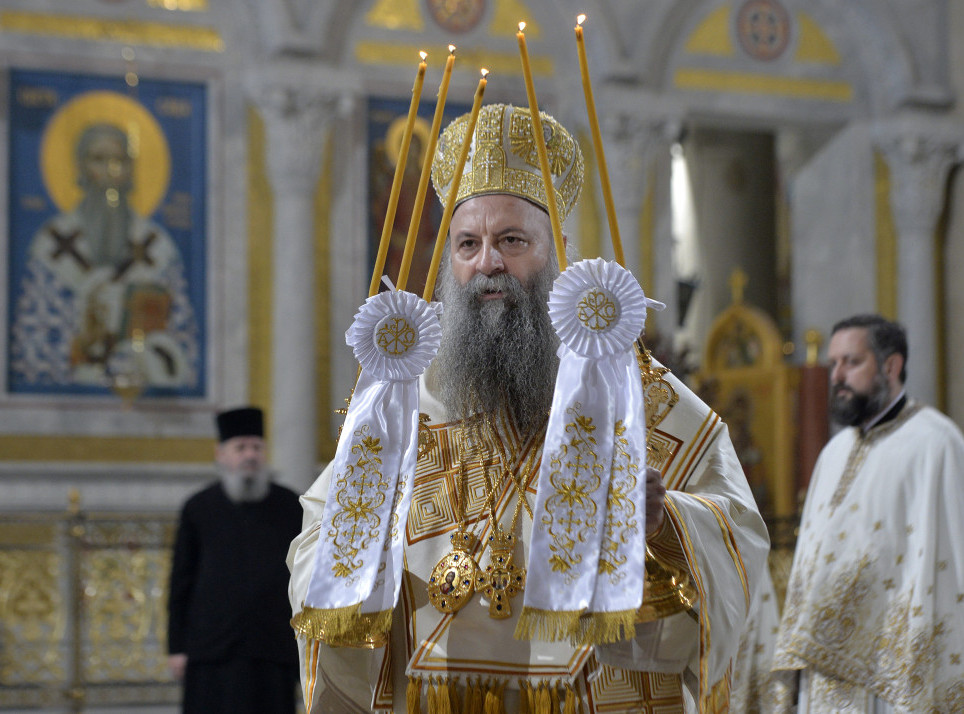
517, 258, 664, 645
302, 290, 441, 644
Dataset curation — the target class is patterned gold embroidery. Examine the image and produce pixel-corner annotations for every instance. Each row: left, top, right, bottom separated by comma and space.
828, 403, 923, 511
635, 347, 679, 431
509, 109, 571, 175
375, 314, 417, 356
541, 405, 602, 579
598, 420, 640, 580
328, 425, 390, 580
432, 104, 585, 225
576, 288, 619, 332
777, 544, 963, 711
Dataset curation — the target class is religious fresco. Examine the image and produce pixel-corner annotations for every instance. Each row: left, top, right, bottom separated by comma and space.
367, 96, 468, 298
7, 69, 207, 399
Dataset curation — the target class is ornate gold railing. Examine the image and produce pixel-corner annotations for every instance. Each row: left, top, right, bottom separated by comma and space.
0, 496, 179, 711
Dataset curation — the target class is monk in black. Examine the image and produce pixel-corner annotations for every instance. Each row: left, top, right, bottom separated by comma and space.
167, 406, 302, 714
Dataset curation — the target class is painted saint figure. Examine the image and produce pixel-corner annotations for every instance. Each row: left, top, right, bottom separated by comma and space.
10, 122, 198, 391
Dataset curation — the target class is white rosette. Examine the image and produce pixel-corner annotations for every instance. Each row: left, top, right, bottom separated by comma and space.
304, 290, 441, 643
518, 258, 664, 646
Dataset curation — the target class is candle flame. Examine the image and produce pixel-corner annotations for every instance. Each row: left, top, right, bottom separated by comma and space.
481, 68, 489, 77
577, 13, 586, 25
419, 51, 427, 61
448, 44, 456, 54
518, 21, 526, 32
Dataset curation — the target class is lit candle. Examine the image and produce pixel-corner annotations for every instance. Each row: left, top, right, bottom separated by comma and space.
369, 52, 428, 297
516, 22, 567, 270
396, 45, 456, 293
576, 14, 625, 267
423, 69, 489, 301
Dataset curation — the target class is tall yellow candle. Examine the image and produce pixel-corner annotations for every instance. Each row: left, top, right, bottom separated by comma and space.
516, 22, 567, 271
576, 15, 625, 268
396, 45, 456, 293
423, 69, 489, 302
369, 52, 428, 297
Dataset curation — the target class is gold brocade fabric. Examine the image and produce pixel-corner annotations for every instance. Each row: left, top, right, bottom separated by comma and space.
431, 104, 584, 226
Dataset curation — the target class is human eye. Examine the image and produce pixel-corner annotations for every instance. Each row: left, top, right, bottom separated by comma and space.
500, 235, 529, 253
456, 236, 478, 253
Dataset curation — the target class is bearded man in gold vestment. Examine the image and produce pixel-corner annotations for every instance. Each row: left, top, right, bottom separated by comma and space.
287, 104, 771, 714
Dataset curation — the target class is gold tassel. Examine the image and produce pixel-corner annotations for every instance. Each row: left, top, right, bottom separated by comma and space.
407, 676, 422, 714
482, 678, 506, 714
290, 604, 393, 646
550, 682, 560, 714
449, 679, 461, 714
536, 683, 552, 714
518, 680, 531, 714
428, 677, 439, 714
562, 683, 576, 714
437, 677, 452, 714
472, 678, 485, 714
462, 677, 474, 714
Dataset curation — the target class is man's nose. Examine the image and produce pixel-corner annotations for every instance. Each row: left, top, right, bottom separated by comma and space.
477, 243, 504, 275
830, 363, 844, 385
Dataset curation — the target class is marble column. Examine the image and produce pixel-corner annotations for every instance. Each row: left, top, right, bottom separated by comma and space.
254, 84, 337, 490
598, 91, 682, 335
874, 123, 961, 406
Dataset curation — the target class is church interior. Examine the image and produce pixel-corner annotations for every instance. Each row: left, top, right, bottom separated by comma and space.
2, 0, 964, 711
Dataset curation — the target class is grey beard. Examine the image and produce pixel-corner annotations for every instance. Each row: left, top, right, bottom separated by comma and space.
218, 464, 272, 503
78, 192, 133, 268
433, 259, 559, 435
830, 372, 891, 427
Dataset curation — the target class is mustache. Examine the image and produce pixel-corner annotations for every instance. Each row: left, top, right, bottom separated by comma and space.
465, 272, 524, 299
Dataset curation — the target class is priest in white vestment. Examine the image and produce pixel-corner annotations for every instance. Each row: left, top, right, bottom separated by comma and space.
287, 104, 770, 713
771, 314, 964, 712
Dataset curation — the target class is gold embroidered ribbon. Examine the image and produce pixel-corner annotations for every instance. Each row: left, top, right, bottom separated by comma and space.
300, 290, 441, 644
517, 259, 664, 645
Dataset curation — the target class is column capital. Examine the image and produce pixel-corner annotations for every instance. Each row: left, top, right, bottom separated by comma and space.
872, 120, 963, 236
249, 77, 345, 194
599, 111, 681, 212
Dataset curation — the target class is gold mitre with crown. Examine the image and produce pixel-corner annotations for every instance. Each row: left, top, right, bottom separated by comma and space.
431, 103, 584, 223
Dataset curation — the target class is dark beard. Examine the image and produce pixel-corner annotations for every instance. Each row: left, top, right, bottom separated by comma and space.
78, 191, 133, 268
829, 373, 890, 427
433, 261, 559, 435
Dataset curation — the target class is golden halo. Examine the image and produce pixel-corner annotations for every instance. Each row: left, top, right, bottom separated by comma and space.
385, 115, 432, 169
40, 90, 171, 216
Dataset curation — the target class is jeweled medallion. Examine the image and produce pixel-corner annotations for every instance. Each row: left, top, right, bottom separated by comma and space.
428, 531, 478, 614
476, 531, 525, 619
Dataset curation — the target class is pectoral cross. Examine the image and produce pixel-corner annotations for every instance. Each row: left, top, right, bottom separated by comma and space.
476, 530, 525, 619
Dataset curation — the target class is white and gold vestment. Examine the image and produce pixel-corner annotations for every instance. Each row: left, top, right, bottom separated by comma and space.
772, 401, 964, 712
288, 360, 770, 713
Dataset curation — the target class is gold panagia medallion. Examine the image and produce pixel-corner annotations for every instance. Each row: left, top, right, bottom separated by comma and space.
428, 531, 479, 614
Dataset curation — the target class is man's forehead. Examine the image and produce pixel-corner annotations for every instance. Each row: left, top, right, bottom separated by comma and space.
829, 327, 871, 354
451, 194, 549, 230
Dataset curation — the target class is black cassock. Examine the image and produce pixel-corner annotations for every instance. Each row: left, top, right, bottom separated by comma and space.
168, 482, 302, 714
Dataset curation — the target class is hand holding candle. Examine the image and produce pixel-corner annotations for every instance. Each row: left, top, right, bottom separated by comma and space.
396, 45, 456, 293
576, 14, 625, 268
423, 69, 489, 302
517, 22, 567, 271
369, 52, 427, 297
